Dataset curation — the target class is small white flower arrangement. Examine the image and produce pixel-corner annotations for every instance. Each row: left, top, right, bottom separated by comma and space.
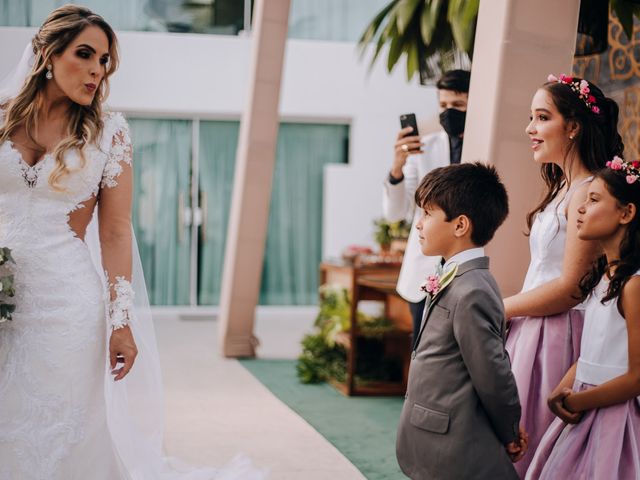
0, 248, 16, 323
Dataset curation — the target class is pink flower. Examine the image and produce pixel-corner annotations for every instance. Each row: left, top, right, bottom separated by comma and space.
579, 80, 590, 95
591, 106, 600, 114
610, 156, 624, 170
420, 274, 441, 296
547, 74, 559, 82
559, 74, 573, 83
588, 95, 596, 104
626, 175, 638, 184
632, 160, 640, 169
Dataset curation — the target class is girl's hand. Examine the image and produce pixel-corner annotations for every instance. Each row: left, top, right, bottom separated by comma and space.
109, 325, 138, 381
548, 387, 583, 423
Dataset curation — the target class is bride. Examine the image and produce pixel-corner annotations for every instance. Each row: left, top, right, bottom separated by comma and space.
0, 5, 264, 479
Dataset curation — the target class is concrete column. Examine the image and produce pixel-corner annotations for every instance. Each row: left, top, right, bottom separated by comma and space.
218, 0, 291, 357
462, 0, 580, 295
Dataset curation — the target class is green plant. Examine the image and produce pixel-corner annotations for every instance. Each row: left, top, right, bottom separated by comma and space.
373, 218, 393, 247
374, 218, 410, 247
297, 284, 397, 384
0, 248, 16, 323
297, 333, 347, 384
388, 220, 411, 240
358, 0, 478, 84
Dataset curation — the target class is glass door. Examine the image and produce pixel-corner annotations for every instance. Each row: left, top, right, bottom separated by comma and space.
130, 118, 348, 306
129, 118, 193, 306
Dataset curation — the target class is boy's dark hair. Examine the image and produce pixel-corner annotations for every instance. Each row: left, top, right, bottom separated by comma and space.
436, 69, 471, 94
414, 162, 509, 246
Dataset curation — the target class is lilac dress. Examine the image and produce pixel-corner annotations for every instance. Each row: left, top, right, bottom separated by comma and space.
505, 181, 590, 477
527, 271, 640, 479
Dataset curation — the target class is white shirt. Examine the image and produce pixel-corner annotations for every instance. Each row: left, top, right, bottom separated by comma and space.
443, 247, 485, 272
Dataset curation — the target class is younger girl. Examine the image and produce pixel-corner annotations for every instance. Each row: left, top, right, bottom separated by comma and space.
527, 159, 640, 479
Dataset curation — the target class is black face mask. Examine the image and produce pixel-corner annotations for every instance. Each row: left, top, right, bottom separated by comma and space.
439, 108, 467, 138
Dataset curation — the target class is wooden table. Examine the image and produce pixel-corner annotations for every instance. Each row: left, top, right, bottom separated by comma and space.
319, 261, 412, 396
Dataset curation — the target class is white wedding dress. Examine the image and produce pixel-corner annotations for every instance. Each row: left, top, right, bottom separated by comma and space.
0, 109, 265, 480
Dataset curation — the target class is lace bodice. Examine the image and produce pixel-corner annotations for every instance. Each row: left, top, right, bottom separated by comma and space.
0, 111, 131, 236
521, 178, 593, 293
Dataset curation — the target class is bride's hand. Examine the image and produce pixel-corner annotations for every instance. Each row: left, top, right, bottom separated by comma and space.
109, 326, 138, 381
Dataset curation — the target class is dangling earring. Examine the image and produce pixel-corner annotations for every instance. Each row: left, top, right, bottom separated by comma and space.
569, 135, 574, 140
46, 64, 53, 80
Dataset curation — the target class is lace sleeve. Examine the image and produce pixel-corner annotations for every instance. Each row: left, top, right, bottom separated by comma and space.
98, 113, 135, 329
101, 113, 133, 189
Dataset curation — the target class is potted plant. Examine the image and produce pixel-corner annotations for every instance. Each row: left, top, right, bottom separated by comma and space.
374, 218, 410, 253
373, 218, 393, 252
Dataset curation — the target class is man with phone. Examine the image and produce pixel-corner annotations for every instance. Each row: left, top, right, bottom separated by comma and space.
382, 69, 471, 341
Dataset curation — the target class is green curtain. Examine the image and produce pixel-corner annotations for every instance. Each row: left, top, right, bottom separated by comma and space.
198, 121, 348, 306
129, 118, 192, 306
259, 123, 349, 305
197, 121, 239, 305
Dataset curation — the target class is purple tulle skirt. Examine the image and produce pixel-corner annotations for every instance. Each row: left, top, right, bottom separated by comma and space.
505, 310, 584, 478
526, 381, 640, 479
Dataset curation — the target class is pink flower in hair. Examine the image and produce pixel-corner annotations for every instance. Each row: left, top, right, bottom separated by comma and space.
579, 80, 590, 95
592, 106, 600, 114
559, 74, 573, 83
610, 156, 624, 170
547, 74, 559, 82
627, 175, 638, 184
588, 95, 596, 104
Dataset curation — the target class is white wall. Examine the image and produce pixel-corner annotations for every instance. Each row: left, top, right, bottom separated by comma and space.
0, 27, 438, 259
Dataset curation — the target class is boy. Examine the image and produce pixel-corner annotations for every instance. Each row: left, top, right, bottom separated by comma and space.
396, 163, 527, 479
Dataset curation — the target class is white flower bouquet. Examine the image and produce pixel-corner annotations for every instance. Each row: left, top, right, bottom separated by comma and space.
0, 248, 15, 323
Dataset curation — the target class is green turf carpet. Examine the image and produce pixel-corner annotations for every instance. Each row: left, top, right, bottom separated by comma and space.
239, 359, 405, 480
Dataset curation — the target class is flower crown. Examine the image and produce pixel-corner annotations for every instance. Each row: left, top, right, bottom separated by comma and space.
547, 74, 600, 114
606, 156, 640, 184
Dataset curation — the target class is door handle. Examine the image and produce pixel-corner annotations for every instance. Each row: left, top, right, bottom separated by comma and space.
200, 191, 208, 244
178, 192, 184, 244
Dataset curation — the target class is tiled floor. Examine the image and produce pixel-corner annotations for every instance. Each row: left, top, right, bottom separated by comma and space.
154, 310, 366, 480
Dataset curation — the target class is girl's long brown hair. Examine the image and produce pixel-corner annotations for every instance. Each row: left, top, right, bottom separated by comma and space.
527, 79, 624, 230
0, 4, 119, 190
579, 168, 640, 304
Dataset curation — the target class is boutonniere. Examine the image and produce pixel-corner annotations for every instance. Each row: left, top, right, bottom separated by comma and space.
420, 263, 458, 302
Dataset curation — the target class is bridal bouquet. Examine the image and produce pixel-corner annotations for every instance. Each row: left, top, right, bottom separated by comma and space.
0, 248, 15, 323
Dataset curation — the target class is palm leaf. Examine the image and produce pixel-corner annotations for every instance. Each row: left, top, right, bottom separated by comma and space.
358, 1, 398, 51
396, 0, 422, 34
447, 0, 479, 54
359, 0, 477, 84
420, 0, 445, 44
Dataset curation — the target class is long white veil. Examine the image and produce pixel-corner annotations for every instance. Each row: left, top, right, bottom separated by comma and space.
0, 43, 35, 105
1, 43, 265, 480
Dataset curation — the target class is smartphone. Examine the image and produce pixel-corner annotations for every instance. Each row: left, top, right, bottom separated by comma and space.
400, 113, 419, 137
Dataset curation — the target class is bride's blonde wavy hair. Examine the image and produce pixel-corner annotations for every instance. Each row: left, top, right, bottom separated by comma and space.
0, 4, 119, 190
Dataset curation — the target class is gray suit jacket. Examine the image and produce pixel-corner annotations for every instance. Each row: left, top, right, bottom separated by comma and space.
396, 257, 521, 480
